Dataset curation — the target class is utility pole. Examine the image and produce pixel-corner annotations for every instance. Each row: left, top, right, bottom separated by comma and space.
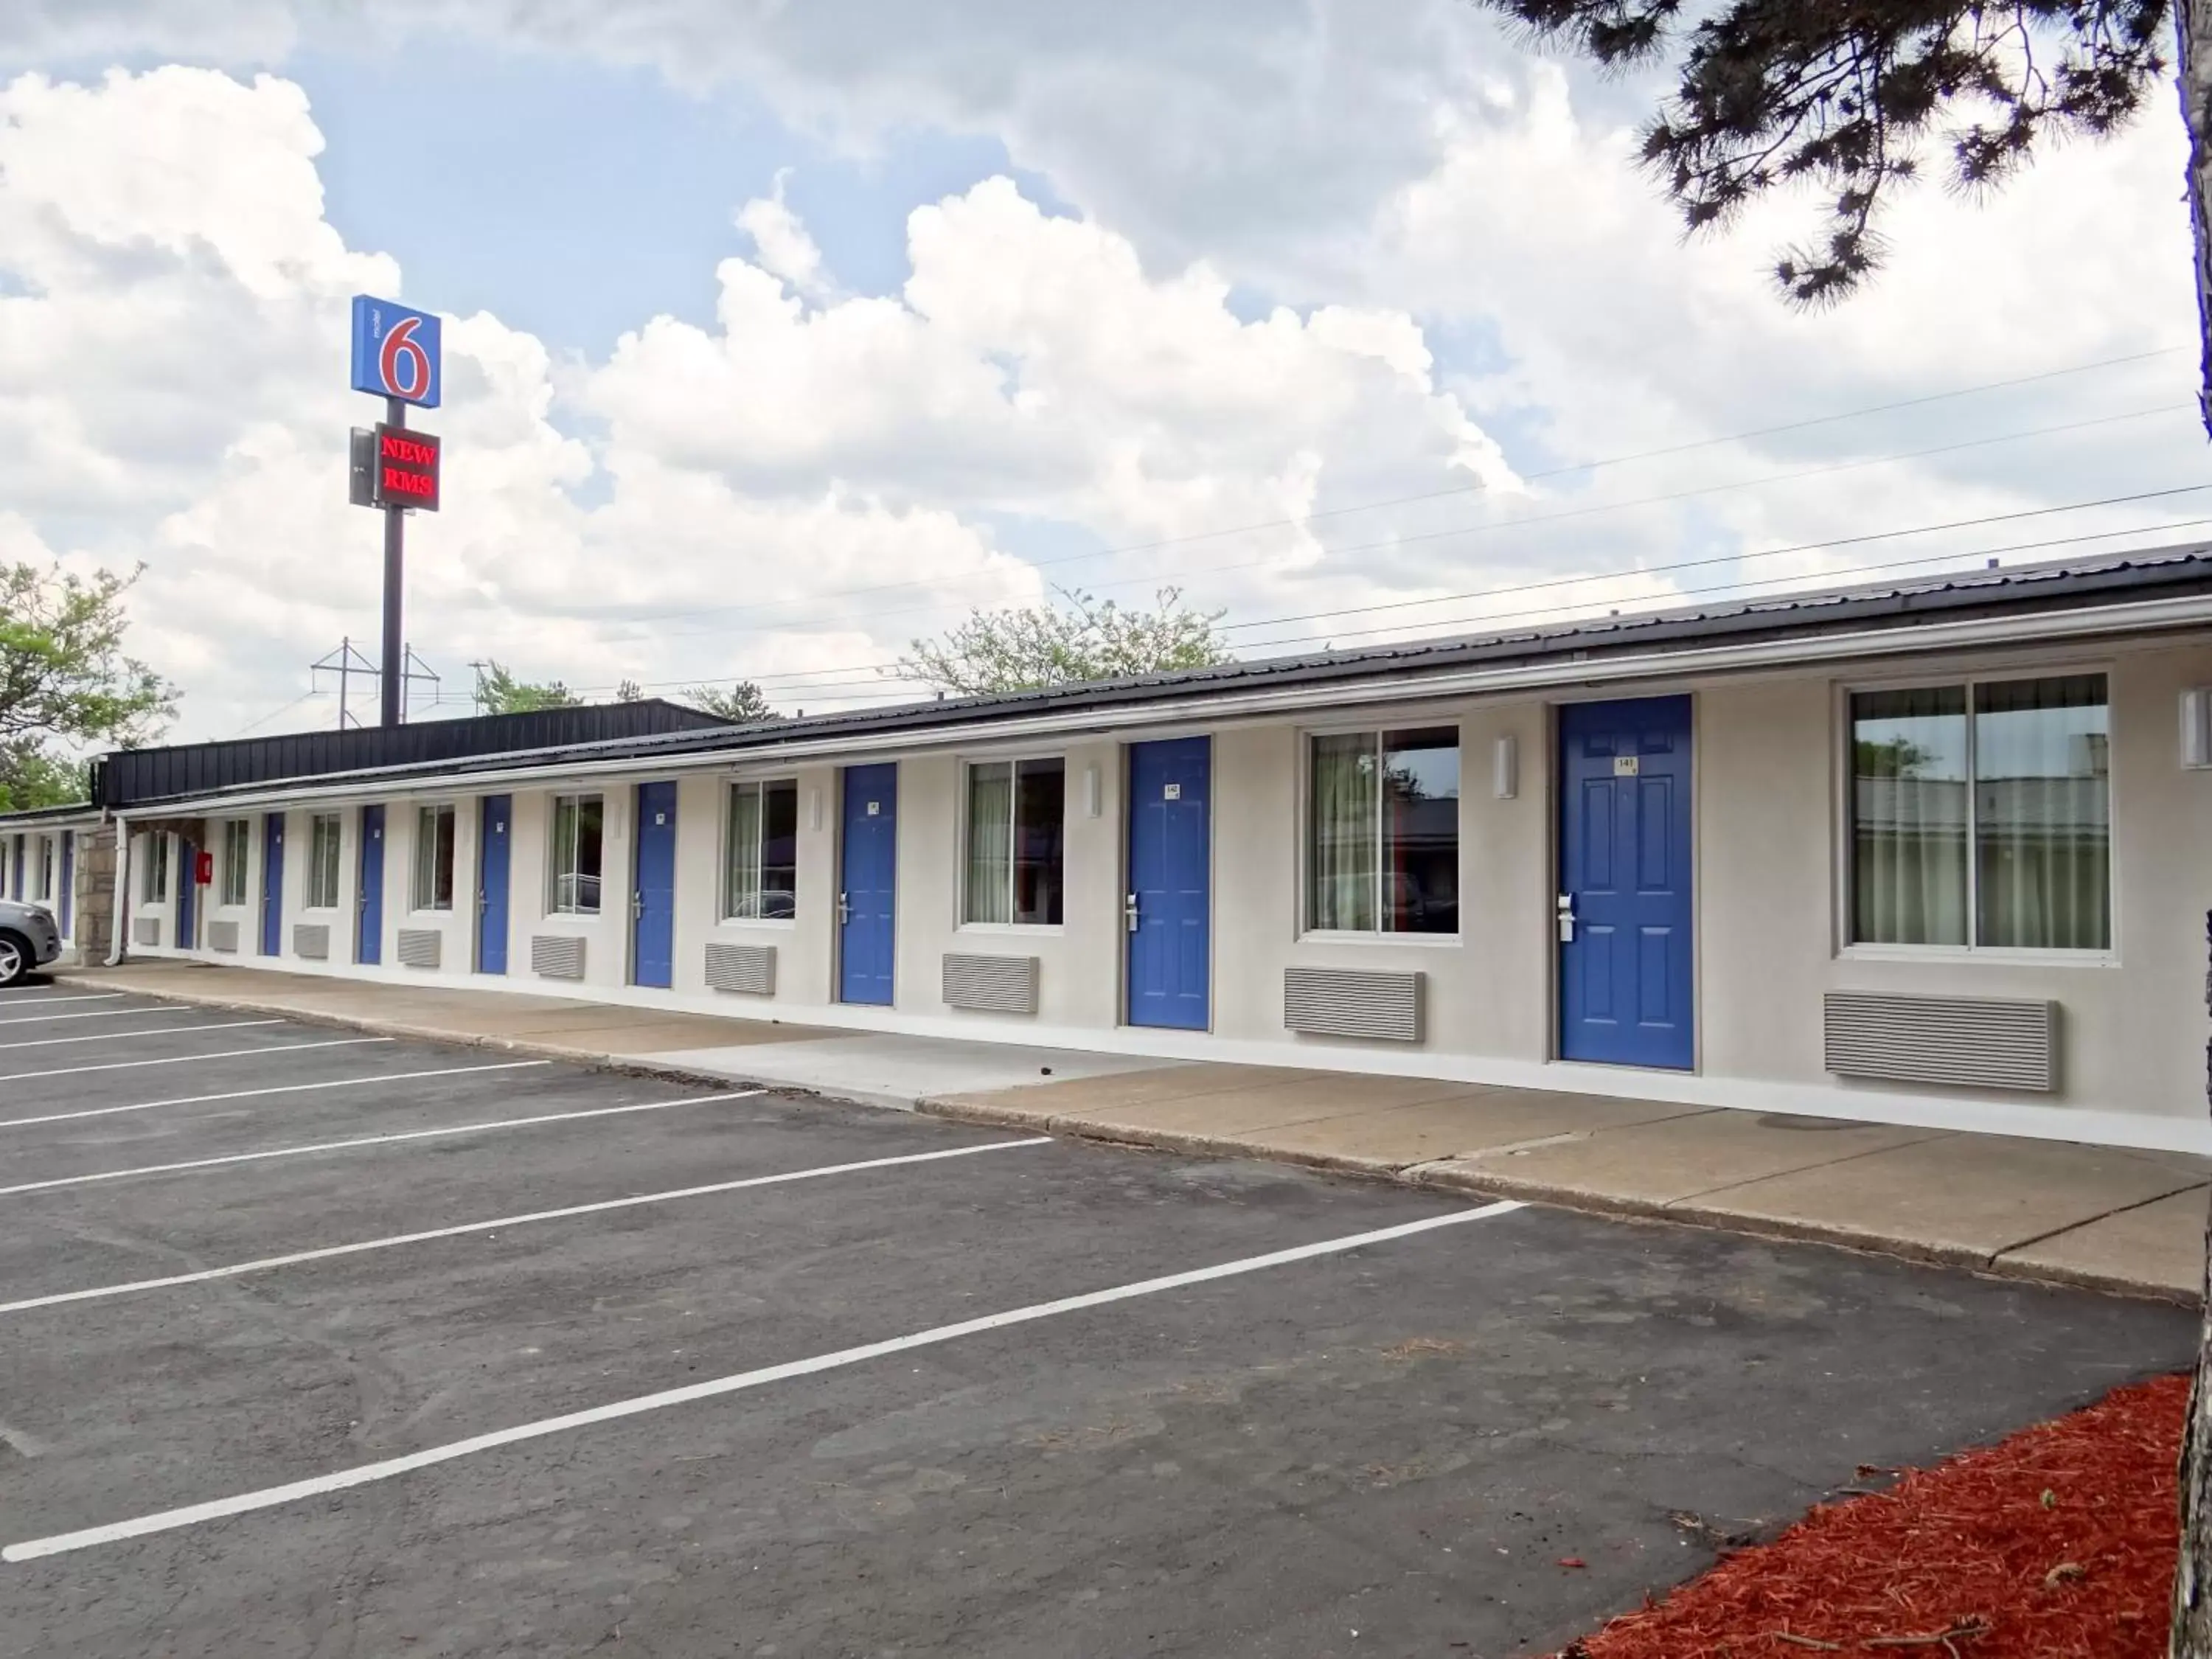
380, 395, 406, 727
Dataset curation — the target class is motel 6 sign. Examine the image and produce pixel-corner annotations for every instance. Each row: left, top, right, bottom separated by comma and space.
349, 294, 442, 408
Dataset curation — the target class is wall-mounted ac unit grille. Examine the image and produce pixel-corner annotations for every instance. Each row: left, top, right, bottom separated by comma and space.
131, 917, 161, 947
1823, 991, 2058, 1092
1284, 967, 1424, 1043
207, 919, 240, 954
397, 928, 442, 970
704, 942, 776, 995
293, 923, 330, 961
531, 935, 586, 981
943, 953, 1039, 1015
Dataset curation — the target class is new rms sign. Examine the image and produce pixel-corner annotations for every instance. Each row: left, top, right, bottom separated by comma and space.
350, 425, 441, 512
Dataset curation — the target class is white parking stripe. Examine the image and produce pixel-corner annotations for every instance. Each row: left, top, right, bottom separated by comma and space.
0, 1087, 760, 1197
0, 1058, 542, 1131
0, 1018, 282, 1052
0, 1006, 188, 1028
0, 1137, 1052, 1315
0, 1037, 392, 1085
0, 1199, 1525, 1561
0, 993, 125, 1007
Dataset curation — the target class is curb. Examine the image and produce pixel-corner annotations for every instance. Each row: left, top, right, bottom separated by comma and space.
58, 967, 2202, 1310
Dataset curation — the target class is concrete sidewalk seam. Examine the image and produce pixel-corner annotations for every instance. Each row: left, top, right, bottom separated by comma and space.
1987, 1178, 2212, 1259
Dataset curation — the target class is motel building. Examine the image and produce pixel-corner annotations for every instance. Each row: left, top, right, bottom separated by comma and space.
9, 547, 2212, 1155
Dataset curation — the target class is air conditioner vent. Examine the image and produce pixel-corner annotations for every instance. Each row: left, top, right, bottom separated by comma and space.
397, 928, 442, 970
293, 923, 330, 961
1284, 967, 1423, 1042
943, 953, 1039, 1015
1823, 991, 2057, 1091
531, 935, 586, 981
704, 942, 776, 995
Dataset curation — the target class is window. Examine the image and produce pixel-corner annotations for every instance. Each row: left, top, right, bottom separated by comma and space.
413, 805, 456, 911
221, 819, 251, 907
550, 793, 605, 914
1849, 673, 2110, 951
1307, 727, 1461, 934
142, 832, 170, 904
307, 813, 343, 909
964, 758, 1065, 925
726, 780, 798, 919
32, 836, 53, 903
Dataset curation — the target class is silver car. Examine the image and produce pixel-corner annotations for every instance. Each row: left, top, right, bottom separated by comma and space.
0, 899, 63, 987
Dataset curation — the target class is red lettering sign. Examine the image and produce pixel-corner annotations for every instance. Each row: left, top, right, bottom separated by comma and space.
370, 422, 440, 512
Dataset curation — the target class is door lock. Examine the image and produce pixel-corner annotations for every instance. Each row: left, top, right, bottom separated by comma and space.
631, 889, 644, 920
837, 891, 851, 925
1555, 892, 1576, 944
1124, 892, 1141, 933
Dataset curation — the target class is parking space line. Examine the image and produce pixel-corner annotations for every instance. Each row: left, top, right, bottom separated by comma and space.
0, 1058, 538, 1132
0, 1006, 187, 1028
0, 1019, 282, 1053
0, 1037, 393, 1085
0, 1137, 1053, 1315
0, 994, 125, 1008
0, 1198, 1525, 1561
0, 1087, 761, 1197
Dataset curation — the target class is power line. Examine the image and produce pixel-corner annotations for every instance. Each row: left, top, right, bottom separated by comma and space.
588, 494, 2212, 703
556, 346, 2191, 639
591, 400, 2193, 656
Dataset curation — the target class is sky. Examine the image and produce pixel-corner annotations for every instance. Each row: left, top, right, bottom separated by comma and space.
0, 1, 2205, 742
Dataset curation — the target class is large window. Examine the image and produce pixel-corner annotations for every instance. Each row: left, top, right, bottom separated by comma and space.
550, 793, 605, 915
726, 780, 798, 920
307, 813, 343, 909
1849, 674, 2110, 951
32, 836, 54, 903
1308, 727, 1461, 934
414, 805, 456, 911
142, 832, 170, 904
964, 758, 1065, 925
221, 819, 250, 907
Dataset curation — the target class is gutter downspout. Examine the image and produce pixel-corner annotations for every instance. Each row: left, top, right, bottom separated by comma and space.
105, 815, 129, 967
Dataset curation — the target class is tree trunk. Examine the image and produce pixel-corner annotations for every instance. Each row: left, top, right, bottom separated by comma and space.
2171, 909, 2212, 1654
2180, 0, 2212, 440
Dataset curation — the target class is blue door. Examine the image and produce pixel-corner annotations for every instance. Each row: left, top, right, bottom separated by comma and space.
1125, 737, 1211, 1031
260, 815, 285, 956
176, 836, 197, 949
357, 804, 386, 965
632, 782, 678, 988
476, 795, 512, 975
838, 763, 897, 1006
1558, 695, 1694, 1069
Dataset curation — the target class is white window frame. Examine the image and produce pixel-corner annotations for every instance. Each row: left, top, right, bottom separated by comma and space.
141, 832, 170, 905
1297, 720, 1464, 945
31, 835, 53, 903
959, 753, 1068, 932
306, 813, 344, 911
413, 804, 456, 914
1836, 667, 2118, 964
723, 778, 799, 925
220, 819, 251, 908
549, 793, 605, 917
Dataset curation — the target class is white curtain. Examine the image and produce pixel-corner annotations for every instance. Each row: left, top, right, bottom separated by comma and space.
1850, 689, 1967, 946
1975, 675, 2110, 950
966, 762, 1012, 924
1309, 734, 1377, 931
726, 785, 763, 918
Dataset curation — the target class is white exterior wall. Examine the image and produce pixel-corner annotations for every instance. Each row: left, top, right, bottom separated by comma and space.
134, 627, 2212, 1150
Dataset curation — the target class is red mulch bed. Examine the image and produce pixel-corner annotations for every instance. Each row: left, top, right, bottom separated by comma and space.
1558, 1373, 2187, 1658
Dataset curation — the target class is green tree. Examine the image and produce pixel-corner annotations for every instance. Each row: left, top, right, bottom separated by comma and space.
475, 661, 580, 714
684, 681, 780, 722
897, 587, 1232, 697
0, 562, 174, 810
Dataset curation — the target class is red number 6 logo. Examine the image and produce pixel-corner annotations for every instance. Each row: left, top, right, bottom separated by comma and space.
378, 316, 431, 399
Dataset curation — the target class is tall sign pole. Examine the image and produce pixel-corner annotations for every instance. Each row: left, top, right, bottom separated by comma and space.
347, 296, 444, 728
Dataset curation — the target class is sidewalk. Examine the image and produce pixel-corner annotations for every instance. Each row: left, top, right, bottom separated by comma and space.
56, 960, 2210, 1305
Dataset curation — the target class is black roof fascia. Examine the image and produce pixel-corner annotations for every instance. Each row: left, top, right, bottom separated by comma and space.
95, 698, 731, 810
105, 543, 2212, 811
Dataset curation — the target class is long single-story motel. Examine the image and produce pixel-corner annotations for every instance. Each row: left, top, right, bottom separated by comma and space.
9, 547, 2212, 1152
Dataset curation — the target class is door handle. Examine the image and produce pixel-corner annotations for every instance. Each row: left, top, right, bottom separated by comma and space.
1124, 892, 1141, 933
837, 891, 851, 925
476, 890, 487, 914
1555, 892, 1576, 944
631, 890, 644, 920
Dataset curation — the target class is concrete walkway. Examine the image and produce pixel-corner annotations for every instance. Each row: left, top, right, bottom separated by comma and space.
55, 960, 2211, 1304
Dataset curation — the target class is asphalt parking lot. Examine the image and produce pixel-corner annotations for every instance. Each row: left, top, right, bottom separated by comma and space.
0, 981, 2194, 1658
